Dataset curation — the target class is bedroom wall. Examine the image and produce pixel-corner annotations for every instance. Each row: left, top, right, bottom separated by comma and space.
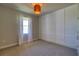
0, 5, 39, 49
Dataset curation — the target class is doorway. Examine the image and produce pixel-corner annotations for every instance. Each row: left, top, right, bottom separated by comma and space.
18, 16, 32, 45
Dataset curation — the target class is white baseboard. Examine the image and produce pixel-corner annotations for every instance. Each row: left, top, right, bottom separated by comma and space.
33, 38, 39, 41
40, 39, 76, 50
0, 42, 18, 50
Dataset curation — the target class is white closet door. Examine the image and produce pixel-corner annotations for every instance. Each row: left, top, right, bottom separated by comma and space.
39, 12, 56, 42
64, 5, 77, 49
45, 12, 56, 42
56, 9, 65, 45
77, 4, 79, 55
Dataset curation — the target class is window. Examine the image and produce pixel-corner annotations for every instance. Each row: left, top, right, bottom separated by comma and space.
23, 17, 29, 34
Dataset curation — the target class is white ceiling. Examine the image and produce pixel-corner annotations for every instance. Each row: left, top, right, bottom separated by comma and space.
0, 3, 74, 15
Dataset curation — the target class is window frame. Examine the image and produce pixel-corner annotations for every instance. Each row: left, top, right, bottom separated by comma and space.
23, 17, 29, 34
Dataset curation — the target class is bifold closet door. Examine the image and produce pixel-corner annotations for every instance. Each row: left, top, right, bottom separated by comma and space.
64, 5, 77, 49
77, 4, 79, 55
56, 9, 65, 45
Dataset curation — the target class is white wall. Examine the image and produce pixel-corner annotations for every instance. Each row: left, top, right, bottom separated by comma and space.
39, 4, 78, 49
32, 16, 39, 41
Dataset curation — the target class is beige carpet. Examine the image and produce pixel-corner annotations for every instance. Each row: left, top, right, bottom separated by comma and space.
0, 40, 78, 56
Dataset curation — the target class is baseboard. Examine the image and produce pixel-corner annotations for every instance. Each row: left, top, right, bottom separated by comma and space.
33, 38, 39, 41
28, 39, 39, 43
22, 39, 39, 44
0, 42, 18, 50
40, 39, 76, 50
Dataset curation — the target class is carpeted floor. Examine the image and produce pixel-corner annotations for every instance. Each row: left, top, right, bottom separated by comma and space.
0, 40, 78, 56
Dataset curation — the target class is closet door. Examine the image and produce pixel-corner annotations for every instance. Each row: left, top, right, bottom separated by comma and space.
56, 9, 65, 45
64, 5, 77, 49
77, 4, 79, 55
45, 12, 56, 42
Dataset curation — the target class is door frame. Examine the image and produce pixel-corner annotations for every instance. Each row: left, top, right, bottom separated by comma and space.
17, 15, 33, 45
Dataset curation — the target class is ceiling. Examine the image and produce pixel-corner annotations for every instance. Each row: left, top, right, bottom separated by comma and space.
0, 3, 74, 15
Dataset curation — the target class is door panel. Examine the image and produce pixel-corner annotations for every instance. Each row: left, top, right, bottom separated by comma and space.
64, 5, 77, 49
77, 4, 79, 55
56, 9, 65, 45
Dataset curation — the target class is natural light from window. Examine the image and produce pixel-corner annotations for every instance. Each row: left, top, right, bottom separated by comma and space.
23, 17, 29, 34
